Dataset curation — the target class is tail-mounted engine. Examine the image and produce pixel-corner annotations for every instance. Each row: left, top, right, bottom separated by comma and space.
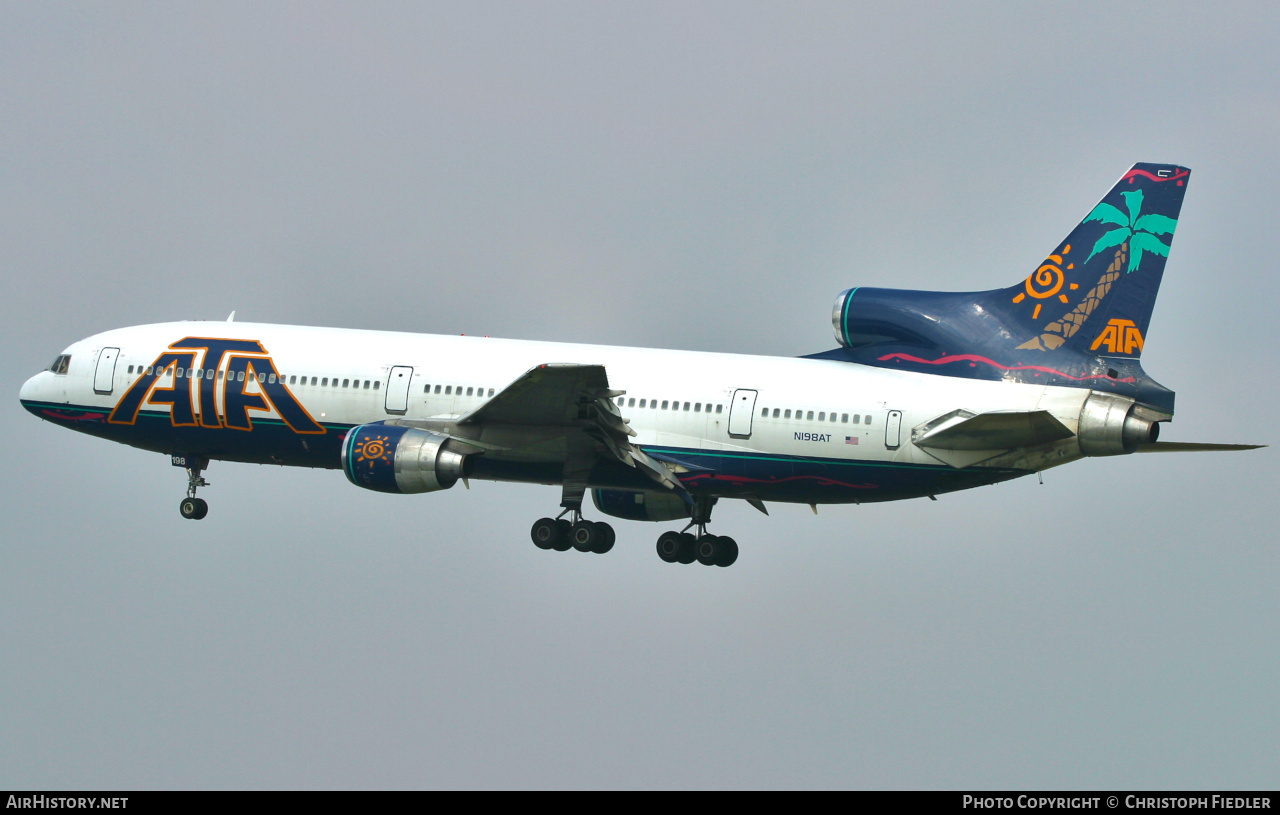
1077, 392, 1160, 456
342, 424, 471, 494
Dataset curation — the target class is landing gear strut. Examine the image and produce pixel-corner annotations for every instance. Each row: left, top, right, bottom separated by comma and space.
176, 455, 210, 520
656, 495, 737, 567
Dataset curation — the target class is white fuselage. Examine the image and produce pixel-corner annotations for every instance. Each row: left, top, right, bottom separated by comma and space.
21, 321, 1095, 504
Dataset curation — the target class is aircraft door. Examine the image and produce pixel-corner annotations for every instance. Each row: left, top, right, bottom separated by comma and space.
728, 389, 758, 438
93, 347, 120, 394
885, 410, 902, 449
385, 366, 413, 414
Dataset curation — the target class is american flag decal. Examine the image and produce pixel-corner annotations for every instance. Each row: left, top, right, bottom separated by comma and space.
845, 436, 858, 445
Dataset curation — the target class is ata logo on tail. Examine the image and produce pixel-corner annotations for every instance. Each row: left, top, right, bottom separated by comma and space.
1089, 319, 1145, 355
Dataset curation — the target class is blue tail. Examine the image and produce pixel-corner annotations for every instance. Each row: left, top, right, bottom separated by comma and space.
816, 163, 1190, 412
996, 162, 1189, 358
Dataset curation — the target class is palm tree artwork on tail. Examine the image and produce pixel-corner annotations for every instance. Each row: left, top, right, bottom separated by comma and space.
1017, 188, 1177, 351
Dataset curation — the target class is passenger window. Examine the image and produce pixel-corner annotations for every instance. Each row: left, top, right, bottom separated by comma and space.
661, 400, 668, 409
321, 378, 328, 386
268, 374, 276, 384
852, 414, 860, 423
683, 402, 690, 411
865, 415, 872, 425
176, 367, 184, 379
237, 371, 246, 382
806, 411, 814, 420
819, 412, 825, 421
146, 366, 154, 376
639, 399, 647, 408
310, 377, 317, 386
373, 381, 380, 390
466, 387, 473, 396
488, 388, 494, 396
760, 407, 767, 417
842, 414, 848, 423
628, 398, 635, 407
127, 365, 134, 374
772, 408, 780, 418
424, 385, 430, 393
434, 385, 441, 394
445, 386, 452, 394
695, 403, 702, 412
364, 380, 370, 389
715, 405, 722, 414
784, 409, 791, 419
343, 379, 350, 388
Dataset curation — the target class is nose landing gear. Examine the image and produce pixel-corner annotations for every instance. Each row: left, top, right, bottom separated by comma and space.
175, 455, 210, 520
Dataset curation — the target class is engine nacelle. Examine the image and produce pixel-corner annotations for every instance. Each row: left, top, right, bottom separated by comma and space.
342, 424, 470, 494
592, 489, 691, 523
1077, 392, 1160, 456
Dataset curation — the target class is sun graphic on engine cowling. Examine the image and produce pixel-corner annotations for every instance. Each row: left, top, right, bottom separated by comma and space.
354, 434, 393, 468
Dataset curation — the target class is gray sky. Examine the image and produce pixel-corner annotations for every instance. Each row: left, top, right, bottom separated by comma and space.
2, 1, 1277, 789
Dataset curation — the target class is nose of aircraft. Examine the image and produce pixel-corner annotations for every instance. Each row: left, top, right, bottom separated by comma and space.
19, 372, 47, 411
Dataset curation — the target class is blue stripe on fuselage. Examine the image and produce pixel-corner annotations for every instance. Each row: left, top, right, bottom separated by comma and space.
22, 400, 1032, 503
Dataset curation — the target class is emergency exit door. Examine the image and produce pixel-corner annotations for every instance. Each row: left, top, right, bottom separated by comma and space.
385, 366, 413, 414
93, 347, 119, 394
728, 389, 758, 438
885, 409, 902, 449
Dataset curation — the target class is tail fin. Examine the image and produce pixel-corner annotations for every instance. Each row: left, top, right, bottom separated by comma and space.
997, 163, 1189, 359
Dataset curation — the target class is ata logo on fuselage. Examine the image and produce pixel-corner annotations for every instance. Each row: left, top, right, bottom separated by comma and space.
1089, 319, 1145, 356
108, 337, 325, 434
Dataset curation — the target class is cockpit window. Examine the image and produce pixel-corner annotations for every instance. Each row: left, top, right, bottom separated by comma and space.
48, 355, 71, 375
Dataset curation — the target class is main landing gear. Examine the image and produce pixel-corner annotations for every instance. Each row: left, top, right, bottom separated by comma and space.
177, 456, 210, 521
530, 510, 615, 554
655, 496, 737, 567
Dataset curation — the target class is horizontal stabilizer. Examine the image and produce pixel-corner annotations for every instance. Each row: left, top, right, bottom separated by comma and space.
1136, 442, 1266, 453
914, 409, 1074, 451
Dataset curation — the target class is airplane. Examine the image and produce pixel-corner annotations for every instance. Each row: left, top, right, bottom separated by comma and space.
18, 162, 1263, 567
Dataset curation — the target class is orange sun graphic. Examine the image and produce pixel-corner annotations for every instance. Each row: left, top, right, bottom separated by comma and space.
354, 434, 393, 468
1012, 243, 1081, 320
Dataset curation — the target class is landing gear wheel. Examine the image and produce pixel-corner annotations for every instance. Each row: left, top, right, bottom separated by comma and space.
551, 519, 573, 551
531, 517, 560, 550
714, 536, 738, 568
592, 523, 616, 554
696, 535, 721, 566
656, 531, 681, 563
179, 497, 208, 520
571, 520, 601, 553
676, 532, 697, 565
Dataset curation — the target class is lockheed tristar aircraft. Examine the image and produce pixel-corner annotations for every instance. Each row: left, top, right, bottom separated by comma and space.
20, 163, 1261, 567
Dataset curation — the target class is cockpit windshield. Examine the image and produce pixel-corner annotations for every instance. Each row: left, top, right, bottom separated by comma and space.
48, 354, 71, 375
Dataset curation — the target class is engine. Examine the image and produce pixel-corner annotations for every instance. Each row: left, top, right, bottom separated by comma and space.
592, 489, 691, 522
342, 424, 470, 494
831, 286, 972, 350
1077, 392, 1160, 456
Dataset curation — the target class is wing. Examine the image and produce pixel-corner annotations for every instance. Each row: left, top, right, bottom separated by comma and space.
1136, 442, 1266, 453
392, 363, 687, 499
912, 408, 1075, 468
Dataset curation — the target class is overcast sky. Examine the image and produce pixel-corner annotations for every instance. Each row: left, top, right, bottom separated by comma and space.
2, 1, 1277, 789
